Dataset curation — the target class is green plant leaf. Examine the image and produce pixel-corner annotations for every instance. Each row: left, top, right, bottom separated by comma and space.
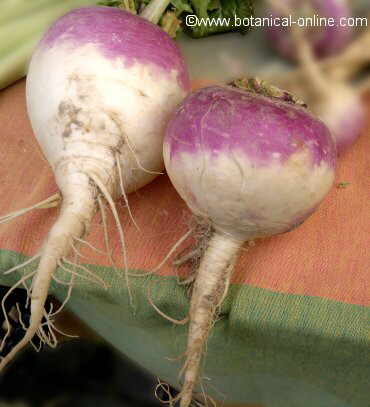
185, 0, 254, 38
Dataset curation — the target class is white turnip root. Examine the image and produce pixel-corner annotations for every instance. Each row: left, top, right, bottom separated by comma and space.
163, 83, 336, 407
267, 0, 366, 154
271, 28, 370, 89
0, 5, 189, 370
289, 32, 366, 153
265, 0, 353, 60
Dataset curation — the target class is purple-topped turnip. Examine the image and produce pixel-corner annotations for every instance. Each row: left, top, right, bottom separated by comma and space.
266, 0, 365, 153
0, 5, 190, 370
266, 0, 353, 60
313, 83, 366, 152
163, 82, 336, 407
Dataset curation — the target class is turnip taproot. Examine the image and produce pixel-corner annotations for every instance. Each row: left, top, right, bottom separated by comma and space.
0, 5, 189, 370
163, 83, 336, 407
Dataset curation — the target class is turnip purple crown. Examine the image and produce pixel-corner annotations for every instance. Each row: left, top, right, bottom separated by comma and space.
164, 82, 336, 240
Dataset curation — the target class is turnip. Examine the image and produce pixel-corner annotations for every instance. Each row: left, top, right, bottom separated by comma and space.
163, 82, 336, 407
266, 0, 366, 153
265, 0, 353, 60
0, 5, 190, 370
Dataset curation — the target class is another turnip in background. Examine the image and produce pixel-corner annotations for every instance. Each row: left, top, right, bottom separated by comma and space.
265, 0, 353, 60
266, 0, 366, 153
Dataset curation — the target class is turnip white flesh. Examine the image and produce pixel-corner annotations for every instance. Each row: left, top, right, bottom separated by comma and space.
0, 5, 189, 370
163, 85, 336, 407
266, 0, 353, 60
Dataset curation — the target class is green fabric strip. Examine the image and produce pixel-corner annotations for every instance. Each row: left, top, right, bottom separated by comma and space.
1, 250, 369, 406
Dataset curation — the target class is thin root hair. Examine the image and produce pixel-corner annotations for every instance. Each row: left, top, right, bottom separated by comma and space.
62, 258, 108, 290
119, 128, 163, 176
29, 337, 43, 353
57, 259, 106, 290
15, 303, 27, 332
172, 221, 214, 288
0, 193, 61, 225
97, 194, 120, 279
165, 350, 188, 362
173, 248, 199, 267
49, 273, 75, 318
87, 171, 133, 306
155, 380, 182, 407
216, 263, 234, 308
146, 277, 189, 325
47, 319, 79, 340
39, 315, 58, 348
152, 228, 194, 273
124, 223, 194, 278
203, 378, 226, 407
115, 151, 140, 230
176, 272, 196, 287
73, 236, 107, 256
71, 240, 90, 260
3, 253, 41, 275
52, 274, 74, 286
0, 270, 37, 352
